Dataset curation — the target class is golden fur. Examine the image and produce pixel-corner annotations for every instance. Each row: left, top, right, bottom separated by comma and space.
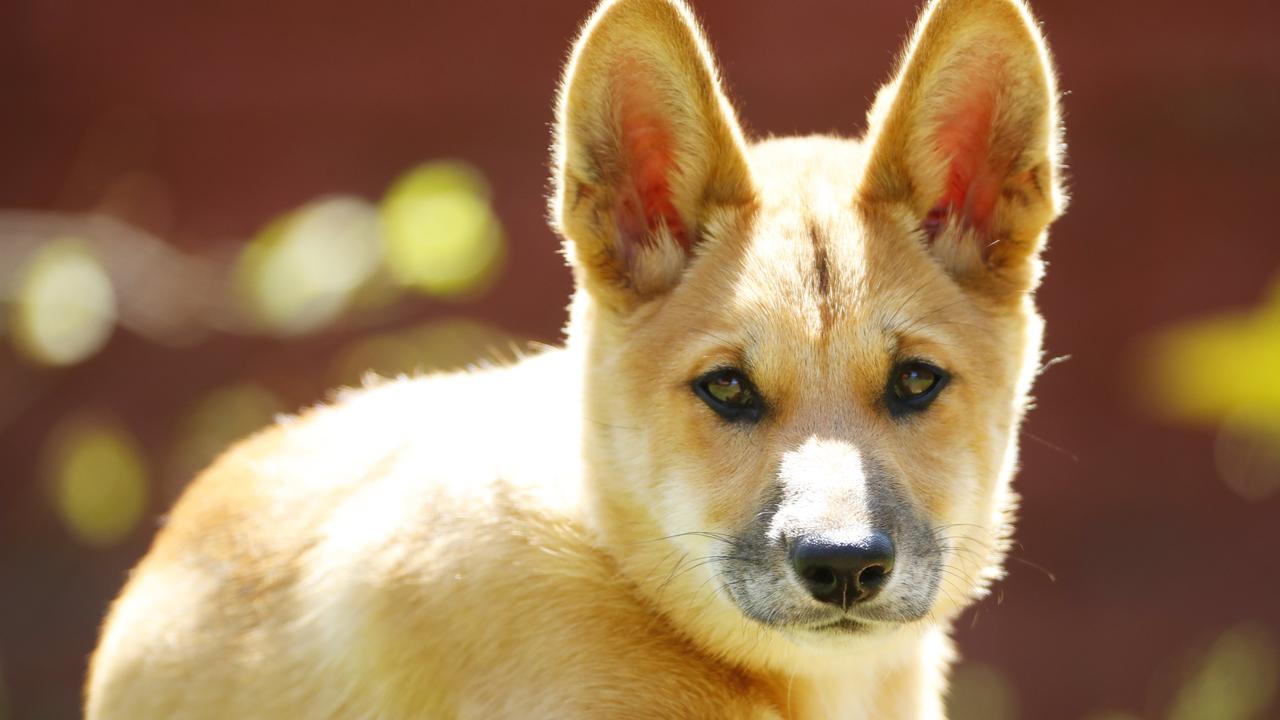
86, 0, 1066, 717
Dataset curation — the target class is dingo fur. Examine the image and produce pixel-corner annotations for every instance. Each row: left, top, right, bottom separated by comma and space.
86, 0, 1065, 717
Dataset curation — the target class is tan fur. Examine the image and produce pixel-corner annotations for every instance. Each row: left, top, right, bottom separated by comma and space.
86, 1, 1065, 717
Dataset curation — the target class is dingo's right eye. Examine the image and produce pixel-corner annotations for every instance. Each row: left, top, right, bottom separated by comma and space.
694, 369, 765, 423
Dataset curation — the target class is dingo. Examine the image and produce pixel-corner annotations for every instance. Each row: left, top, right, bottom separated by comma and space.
86, 0, 1065, 716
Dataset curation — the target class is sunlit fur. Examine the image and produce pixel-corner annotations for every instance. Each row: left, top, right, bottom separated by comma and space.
85, 0, 1065, 717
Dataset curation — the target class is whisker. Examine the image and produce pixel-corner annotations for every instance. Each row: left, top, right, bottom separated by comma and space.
1036, 353, 1072, 377
1006, 554, 1057, 583
629, 530, 746, 548
585, 417, 640, 432
1022, 429, 1079, 463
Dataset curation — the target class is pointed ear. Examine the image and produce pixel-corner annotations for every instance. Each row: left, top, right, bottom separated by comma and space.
551, 0, 757, 311
859, 0, 1066, 297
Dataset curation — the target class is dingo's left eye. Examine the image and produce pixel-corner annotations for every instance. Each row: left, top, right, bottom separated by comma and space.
694, 369, 764, 423
888, 361, 948, 414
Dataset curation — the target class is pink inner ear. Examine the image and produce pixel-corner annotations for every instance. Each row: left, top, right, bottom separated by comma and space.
614, 64, 689, 253
925, 73, 1009, 252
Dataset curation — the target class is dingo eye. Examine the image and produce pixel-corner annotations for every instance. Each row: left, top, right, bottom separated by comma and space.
888, 361, 948, 414
694, 369, 764, 423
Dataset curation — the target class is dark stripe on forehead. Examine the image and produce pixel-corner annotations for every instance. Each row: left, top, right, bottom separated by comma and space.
807, 217, 836, 339
807, 218, 830, 299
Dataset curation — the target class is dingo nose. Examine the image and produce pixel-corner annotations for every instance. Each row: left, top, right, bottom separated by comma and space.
791, 533, 894, 608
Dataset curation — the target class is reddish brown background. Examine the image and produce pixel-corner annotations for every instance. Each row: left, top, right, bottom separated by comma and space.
2, 1, 1278, 718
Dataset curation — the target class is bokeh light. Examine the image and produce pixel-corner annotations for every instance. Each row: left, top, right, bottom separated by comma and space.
948, 661, 1017, 720
10, 239, 117, 366
380, 161, 506, 297
330, 318, 520, 388
1167, 624, 1277, 720
44, 420, 148, 548
1142, 278, 1280, 501
168, 383, 282, 490
235, 195, 383, 335
1146, 279, 1280, 430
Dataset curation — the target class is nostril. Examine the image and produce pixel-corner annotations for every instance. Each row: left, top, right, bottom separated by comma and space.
856, 563, 889, 590
801, 565, 838, 592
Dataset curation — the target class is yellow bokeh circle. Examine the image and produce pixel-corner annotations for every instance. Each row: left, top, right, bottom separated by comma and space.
380, 162, 505, 297
45, 420, 149, 548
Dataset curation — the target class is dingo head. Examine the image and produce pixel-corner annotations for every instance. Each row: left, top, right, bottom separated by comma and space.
552, 0, 1064, 660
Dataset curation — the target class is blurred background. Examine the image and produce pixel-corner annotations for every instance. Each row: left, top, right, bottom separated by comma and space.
1, 1, 1277, 718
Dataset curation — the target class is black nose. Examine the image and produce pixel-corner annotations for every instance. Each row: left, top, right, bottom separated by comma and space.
790, 532, 895, 608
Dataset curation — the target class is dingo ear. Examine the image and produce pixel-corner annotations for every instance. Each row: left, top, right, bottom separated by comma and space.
860, 0, 1066, 297
552, 0, 756, 310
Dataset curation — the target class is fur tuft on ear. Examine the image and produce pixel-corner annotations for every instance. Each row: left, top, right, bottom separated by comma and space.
551, 0, 757, 311
859, 0, 1066, 297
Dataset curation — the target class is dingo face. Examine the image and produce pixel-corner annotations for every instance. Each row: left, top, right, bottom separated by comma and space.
554, 0, 1063, 654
